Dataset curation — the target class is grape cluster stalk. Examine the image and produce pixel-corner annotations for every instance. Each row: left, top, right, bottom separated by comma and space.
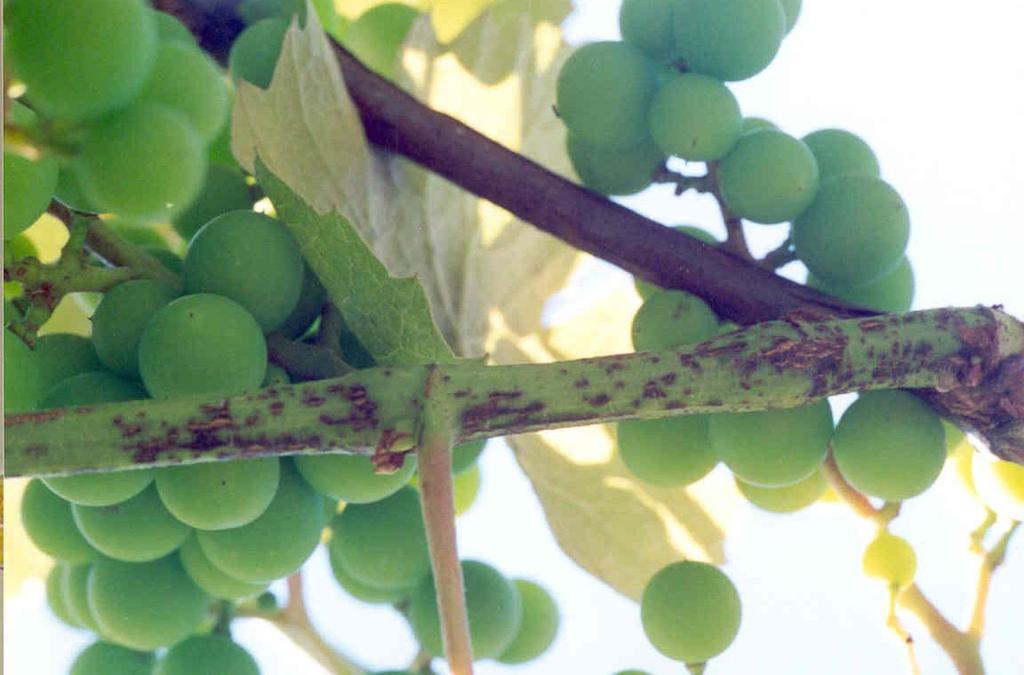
4, 1, 1024, 674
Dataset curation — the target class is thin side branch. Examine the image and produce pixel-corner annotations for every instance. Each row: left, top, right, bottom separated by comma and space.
967, 521, 1019, 640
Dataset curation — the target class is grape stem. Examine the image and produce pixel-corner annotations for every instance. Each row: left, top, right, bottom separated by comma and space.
416, 365, 474, 675
967, 520, 1019, 640
820, 450, 900, 527
651, 165, 713, 196
760, 238, 798, 270
885, 589, 922, 675
705, 162, 753, 261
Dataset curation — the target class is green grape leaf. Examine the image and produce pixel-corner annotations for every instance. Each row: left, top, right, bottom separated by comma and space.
256, 161, 456, 366
232, 1, 735, 601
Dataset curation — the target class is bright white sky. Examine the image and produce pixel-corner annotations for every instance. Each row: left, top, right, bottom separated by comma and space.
6, 1, 1023, 674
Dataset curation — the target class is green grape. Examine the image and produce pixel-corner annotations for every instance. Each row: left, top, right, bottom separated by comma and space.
46, 563, 81, 627
229, 18, 290, 89
156, 457, 280, 530
556, 41, 658, 148
801, 128, 880, 180
497, 579, 560, 664
91, 280, 179, 379
295, 452, 415, 504
3, 330, 40, 413
3, 151, 59, 240
207, 104, 239, 168
45, 467, 154, 508
138, 294, 268, 399
184, 210, 305, 332
105, 219, 169, 249
673, 0, 786, 81
153, 10, 196, 44
71, 642, 155, 675
779, 0, 802, 32
409, 560, 523, 659
619, 0, 676, 62
567, 134, 665, 196
710, 400, 833, 487
735, 469, 827, 513
742, 117, 777, 134
631, 289, 719, 351
155, 634, 259, 675
633, 225, 719, 301
717, 129, 819, 224
4, 0, 157, 120
178, 535, 267, 600
41, 371, 146, 412
807, 257, 914, 313
617, 416, 717, 487
88, 556, 210, 651
972, 453, 1024, 522
614, 671, 652, 675
278, 265, 327, 338
21, 479, 98, 563
72, 484, 191, 562
76, 102, 205, 219
454, 464, 482, 516
453, 439, 486, 474
137, 42, 229, 142
196, 461, 324, 583
792, 174, 909, 288
172, 166, 253, 241
344, 4, 420, 79
329, 487, 430, 591
33, 333, 103, 394
832, 390, 946, 500
862, 531, 916, 588
263, 363, 291, 386
55, 167, 98, 213
647, 74, 742, 161
641, 560, 741, 663
943, 419, 969, 455
328, 547, 409, 604
63, 563, 102, 632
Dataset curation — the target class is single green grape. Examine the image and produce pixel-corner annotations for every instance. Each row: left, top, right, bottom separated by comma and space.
295, 452, 415, 504
156, 457, 280, 530
328, 547, 410, 605
862, 531, 916, 589
807, 257, 914, 313
45, 469, 154, 508
617, 416, 717, 487
70, 642, 155, 675
779, 0, 802, 32
32, 333, 103, 395
41, 371, 147, 410
172, 166, 254, 241
138, 294, 268, 399
631, 289, 719, 351
3, 151, 59, 240
409, 560, 523, 659
88, 555, 210, 651
742, 117, 777, 134
792, 174, 909, 288
943, 420, 968, 455
717, 129, 819, 224
971, 453, 1024, 522
801, 128, 880, 180
640, 560, 741, 663
196, 461, 324, 583
154, 634, 259, 675
673, 0, 786, 81
91, 280, 180, 379
137, 42, 229, 142
329, 487, 430, 591
453, 439, 486, 474
152, 10, 196, 44
619, 0, 676, 62
454, 464, 482, 516
263, 364, 291, 386
498, 579, 560, 664
647, 74, 742, 161
21, 479, 99, 563
72, 484, 192, 562
556, 41, 658, 148
178, 535, 268, 600
735, 469, 827, 514
63, 563, 102, 632
229, 18, 290, 89
634, 226, 719, 300
46, 563, 81, 627
76, 102, 205, 219
343, 4, 420, 79
4, 0, 158, 120
184, 210, 305, 332
3, 331, 40, 413
566, 135, 665, 196
710, 400, 833, 487
831, 390, 946, 500
277, 265, 328, 338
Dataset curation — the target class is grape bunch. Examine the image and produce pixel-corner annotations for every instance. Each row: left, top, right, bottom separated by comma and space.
6, 2, 561, 672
